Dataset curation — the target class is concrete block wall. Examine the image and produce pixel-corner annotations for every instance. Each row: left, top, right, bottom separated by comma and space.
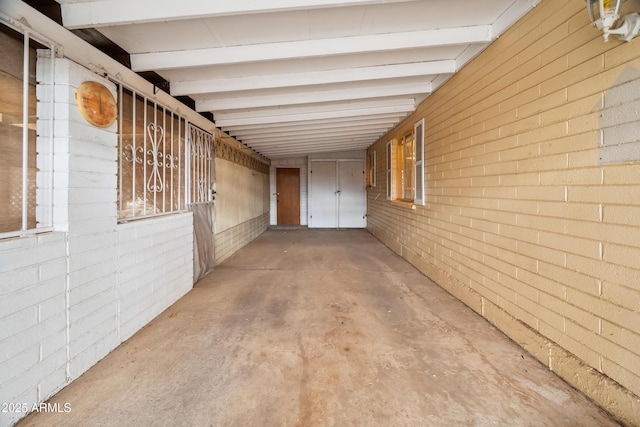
117, 214, 193, 340
0, 233, 67, 427
42, 57, 120, 382
366, 0, 640, 424
0, 56, 196, 427
214, 141, 270, 265
215, 212, 269, 264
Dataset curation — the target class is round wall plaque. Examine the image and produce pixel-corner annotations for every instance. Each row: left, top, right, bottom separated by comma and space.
75, 81, 117, 127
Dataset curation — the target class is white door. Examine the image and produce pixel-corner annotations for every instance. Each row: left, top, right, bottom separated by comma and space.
309, 160, 365, 228
338, 160, 366, 228
309, 161, 338, 228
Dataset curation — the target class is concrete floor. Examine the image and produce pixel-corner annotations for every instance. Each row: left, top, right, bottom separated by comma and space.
19, 229, 619, 427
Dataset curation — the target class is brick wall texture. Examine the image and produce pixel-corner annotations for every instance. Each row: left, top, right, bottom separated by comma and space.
366, 0, 640, 424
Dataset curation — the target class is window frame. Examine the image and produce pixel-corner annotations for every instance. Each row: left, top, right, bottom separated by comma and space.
414, 118, 425, 206
117, 84, 190, 221
386, 140, 392, 200
369, 150, 376, 188
117, 80, 217, 222
0, 19, 56, 239
385, 118, 425, 206
397, 131, 414, 202
188, 124, 216, 205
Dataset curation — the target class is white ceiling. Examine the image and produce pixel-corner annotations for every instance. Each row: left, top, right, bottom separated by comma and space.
55, 0, 540, 159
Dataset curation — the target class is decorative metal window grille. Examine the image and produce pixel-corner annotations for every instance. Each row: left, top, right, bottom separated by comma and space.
117, 86, 187, 220
188, 125, 215, 204
0, 19, 55, 239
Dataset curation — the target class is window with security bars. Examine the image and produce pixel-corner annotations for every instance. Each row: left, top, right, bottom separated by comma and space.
117, 85, 216, 220
189, 125, 215, 204
117, 86, 188, 219
0, 21, 54, 238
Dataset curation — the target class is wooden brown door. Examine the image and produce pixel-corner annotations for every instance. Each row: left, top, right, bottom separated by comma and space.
276, 168, 300, 225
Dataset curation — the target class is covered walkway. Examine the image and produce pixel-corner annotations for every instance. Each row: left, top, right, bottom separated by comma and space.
19, 230, 618, 426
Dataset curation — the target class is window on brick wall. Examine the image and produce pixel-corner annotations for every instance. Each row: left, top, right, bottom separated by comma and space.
0, 21, 54, 238
386, 118, 425, 205
386, 140, 392, 200
368, 150, 376, 187
414, 118, 425, 206
397, 131, 414, 201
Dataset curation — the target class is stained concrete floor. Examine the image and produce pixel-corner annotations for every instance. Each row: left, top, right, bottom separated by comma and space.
19, 229, 619, 427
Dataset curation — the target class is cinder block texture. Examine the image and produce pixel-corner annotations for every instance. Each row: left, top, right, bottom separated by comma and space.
0, 234, 67, 427
1, 57, 196, 427
117, 214, 193, 341
215, 212, 269, 265
215, 149, 270, 265
367, 0, 640, 424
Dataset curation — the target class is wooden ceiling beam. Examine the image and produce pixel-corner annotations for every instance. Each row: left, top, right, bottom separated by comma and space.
171, 61, 455, 96
59, 0, 419, 29
131, 26, 492, 71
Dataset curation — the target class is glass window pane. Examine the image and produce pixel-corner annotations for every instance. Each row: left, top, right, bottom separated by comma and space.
0, 27, 37, 233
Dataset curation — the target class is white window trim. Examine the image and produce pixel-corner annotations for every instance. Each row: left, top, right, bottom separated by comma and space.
370, 150, 377, 188
0, 19, 56, 239
386, 140, 392, 200
414, 118, 425, 206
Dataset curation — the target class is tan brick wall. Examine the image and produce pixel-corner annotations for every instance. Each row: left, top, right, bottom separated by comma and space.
366, 0, 640, 424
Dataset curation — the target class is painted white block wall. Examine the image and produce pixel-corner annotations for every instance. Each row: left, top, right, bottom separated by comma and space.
0, 56, 194, 427
0, 233, 67, 427
50, 59, 120, 381
117, 214, 193, 341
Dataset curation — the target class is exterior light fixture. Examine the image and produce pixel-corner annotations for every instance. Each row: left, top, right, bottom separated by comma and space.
586, 0, 640, 42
